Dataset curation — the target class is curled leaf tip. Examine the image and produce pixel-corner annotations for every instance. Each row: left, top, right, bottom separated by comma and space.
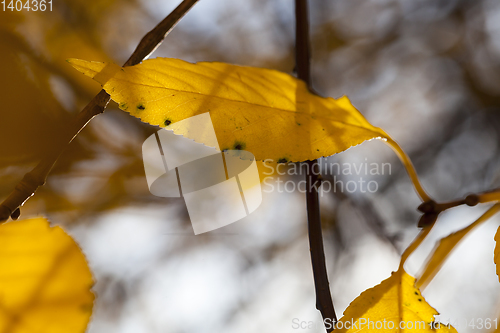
68, 58, 109, 83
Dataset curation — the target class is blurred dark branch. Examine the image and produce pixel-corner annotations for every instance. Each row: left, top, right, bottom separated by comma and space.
0, 0, 199, 222
377, 108, 468, 196
328, 187, 400, 252
295, 0, 337, 331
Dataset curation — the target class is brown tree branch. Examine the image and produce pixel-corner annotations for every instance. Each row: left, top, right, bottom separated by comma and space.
0, 0, 199, 222
295, 0, 337, 331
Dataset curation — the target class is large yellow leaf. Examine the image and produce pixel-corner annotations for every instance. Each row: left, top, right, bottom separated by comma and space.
335, 269, 457, 333
68, 58, 388, 162
0, 217, 94, 333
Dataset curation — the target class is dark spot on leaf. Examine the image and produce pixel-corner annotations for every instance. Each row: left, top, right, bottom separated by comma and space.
233, 141, 246, 150
80, 303, 93, 312
278, 158, 288, 164
164, 119, 172, 126
137, 103, 145, 110
317, 149, 320, 152
119, 102, 128, 110
418, 298, 422, 302
414, 291, 419, 295
296, 122, 301, 126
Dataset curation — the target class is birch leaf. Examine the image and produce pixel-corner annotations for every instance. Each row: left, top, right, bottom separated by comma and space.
0, 217, 94, 333
335, 228, 456, 333
336, 269, 457, 333
68, 58, 388, 162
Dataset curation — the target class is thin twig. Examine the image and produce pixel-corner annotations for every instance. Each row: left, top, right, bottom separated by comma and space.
416, 202, 500, 290
416, 189, 500, 228
0, 0, 199, 222
295, 0, 337, 331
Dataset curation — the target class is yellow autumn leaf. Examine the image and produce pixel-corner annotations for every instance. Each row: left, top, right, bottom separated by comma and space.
334, 226, 456, 333
335, 269, 456, 333
417, 203, 500, 290
495, 225, 500, 283
0, 217, 94, 333
67, 58, 389, 163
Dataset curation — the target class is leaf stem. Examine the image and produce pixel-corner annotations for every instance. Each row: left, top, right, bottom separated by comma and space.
385, 138, 432, 203
295, 0, 337, 331
399, 224, 435, 270
0, 0, 199, 222
477, 189, 500, 204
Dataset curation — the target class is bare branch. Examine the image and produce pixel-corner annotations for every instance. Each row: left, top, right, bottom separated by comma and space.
295, 0, 337, 331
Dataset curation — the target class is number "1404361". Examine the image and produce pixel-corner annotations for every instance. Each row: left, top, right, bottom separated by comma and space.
2, 0, 52, 11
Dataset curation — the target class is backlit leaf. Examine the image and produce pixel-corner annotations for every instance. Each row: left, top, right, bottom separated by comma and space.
336, 227, 456, 333
0, 217, 94, 333
335, 269, 457, 333
68, 58, 389, 162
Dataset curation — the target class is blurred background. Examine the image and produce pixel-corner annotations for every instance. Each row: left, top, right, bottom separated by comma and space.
1, 0, 500, 332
